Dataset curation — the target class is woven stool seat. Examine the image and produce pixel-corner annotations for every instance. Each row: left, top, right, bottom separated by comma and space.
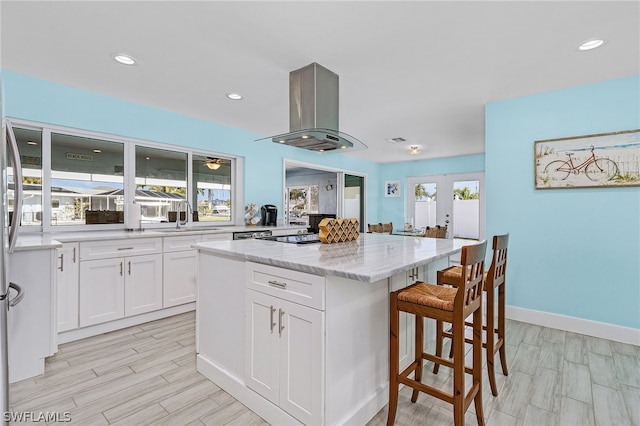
397, 282, 457, 311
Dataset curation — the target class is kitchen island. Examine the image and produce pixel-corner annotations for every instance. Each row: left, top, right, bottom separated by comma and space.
194, 233, 465, 426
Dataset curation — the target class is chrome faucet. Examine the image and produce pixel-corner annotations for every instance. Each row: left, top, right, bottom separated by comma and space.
176, 200, 193, 229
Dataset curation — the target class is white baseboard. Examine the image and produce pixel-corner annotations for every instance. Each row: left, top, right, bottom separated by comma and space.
57, 303, 195, 344
506, 305, 640, 346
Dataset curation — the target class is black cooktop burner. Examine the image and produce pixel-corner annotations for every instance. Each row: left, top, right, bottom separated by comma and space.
258, 234, 321, 244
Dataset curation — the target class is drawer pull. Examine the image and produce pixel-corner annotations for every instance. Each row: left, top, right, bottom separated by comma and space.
268, 280, 287, 289
117, 247, 134, 251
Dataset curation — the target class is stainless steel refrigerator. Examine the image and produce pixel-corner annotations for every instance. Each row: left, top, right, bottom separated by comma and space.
1, 81, 25, 420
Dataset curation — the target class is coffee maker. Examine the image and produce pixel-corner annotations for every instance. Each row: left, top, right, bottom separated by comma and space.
260, 204, 278, 226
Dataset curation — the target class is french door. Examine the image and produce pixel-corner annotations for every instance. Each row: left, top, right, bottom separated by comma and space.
406, 172, 485, 242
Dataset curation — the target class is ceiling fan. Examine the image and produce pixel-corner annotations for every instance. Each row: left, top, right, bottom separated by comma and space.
204, 157, 225, 170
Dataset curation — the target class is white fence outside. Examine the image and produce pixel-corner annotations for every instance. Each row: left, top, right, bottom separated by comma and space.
414, 200, 479, 239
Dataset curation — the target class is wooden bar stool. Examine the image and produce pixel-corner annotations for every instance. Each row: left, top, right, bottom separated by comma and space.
434, 234, 509, 396
387, 241, 487, 426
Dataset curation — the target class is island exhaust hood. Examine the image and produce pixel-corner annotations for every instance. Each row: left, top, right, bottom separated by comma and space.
264, 63, 366, 153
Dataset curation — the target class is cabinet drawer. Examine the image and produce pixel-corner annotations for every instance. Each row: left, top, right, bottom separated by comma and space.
246, 262, 325, 310
80, 238, 162, 260
163, 235, 202, 252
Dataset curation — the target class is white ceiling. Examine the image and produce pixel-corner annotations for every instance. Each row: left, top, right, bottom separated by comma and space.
1, 1, 638, 163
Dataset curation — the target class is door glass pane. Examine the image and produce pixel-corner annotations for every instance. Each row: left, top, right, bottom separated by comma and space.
9, 127, 42, 227
135, 146, 186, 224
414, 182, 437, 229
192, 155, 232, 222
452, 180, 480, 240
288, 186, 309, 226
51, 133, 124, 226
344, 174, 364, 232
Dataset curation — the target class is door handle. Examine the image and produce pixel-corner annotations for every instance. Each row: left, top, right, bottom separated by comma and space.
128, 261, 131, 275
73, 247, 77, 263
120, 262, 123, 276
279, 308, 285, 337
58, 253, 64, 272
8, 282, 25, 308
270, 306, 276, 333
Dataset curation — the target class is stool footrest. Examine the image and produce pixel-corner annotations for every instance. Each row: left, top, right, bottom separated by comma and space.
398, 376, 454, 405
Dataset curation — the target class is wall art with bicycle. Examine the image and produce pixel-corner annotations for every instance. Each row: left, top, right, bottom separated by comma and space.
535, 129, 640, 189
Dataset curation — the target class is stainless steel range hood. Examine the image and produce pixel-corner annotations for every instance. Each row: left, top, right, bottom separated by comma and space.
264, 63, 366, 153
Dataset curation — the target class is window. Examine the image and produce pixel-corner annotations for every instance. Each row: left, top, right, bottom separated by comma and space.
192, 155, 232, 223
10, 127, 43, 227
8, 120, 240, 231
135, 146, 187, 224
51, 133, 125, 226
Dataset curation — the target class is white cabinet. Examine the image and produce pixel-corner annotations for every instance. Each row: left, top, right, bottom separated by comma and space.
8, 249, 57, 383
56, 242, 79, 332
124, 253, 163, 316
79, 257, 125, 326
163, 235, 201, 307
79, 238, 162, 327
389, 266, 425, 372
244, 263, 324, 425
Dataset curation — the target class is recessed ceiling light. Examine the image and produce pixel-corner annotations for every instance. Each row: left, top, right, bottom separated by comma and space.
113, 54, 137, 65
578, 39, 605, 51
408, 145, 421, 155
226, 93, 243, 100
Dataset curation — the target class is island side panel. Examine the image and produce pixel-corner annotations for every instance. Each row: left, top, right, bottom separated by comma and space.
197, 252, 245, 379
324, 275, 390, 426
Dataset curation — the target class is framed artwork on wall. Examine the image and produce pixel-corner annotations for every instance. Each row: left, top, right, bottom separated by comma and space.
385, 180, 400, 197
534, 129, 640, 189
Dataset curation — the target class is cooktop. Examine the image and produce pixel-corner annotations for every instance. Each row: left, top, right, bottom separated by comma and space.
258, 234, 321, 244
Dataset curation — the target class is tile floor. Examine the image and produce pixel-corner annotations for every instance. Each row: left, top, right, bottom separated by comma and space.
9, 312, 640, 425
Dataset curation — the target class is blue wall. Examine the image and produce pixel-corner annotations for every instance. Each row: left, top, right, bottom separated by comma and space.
1, 71, 378, 219
486, 75, 640, 329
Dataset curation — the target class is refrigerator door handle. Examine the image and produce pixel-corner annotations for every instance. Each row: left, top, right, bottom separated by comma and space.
6, 122, 23, 254
7, 282, 25, 308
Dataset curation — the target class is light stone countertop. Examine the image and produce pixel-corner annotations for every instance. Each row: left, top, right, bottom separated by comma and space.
194, 233, 467, 283
12, 225, 306, 251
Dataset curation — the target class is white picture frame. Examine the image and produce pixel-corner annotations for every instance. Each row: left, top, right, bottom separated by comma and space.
385, 180, 400, 197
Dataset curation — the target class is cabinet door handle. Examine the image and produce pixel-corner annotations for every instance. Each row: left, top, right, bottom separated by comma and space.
128, 261, 131, 275
58, 253, 64, 271
268, 280, 287, 289
120, 262, 123, 276
73, 247, 77, 263
279, 308, 285, 337
270, 305, 276, 333
117, 247, 134, 251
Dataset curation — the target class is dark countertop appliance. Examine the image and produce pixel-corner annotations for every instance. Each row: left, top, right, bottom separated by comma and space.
261, 204, 278, 226
258, 234, 321, 244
